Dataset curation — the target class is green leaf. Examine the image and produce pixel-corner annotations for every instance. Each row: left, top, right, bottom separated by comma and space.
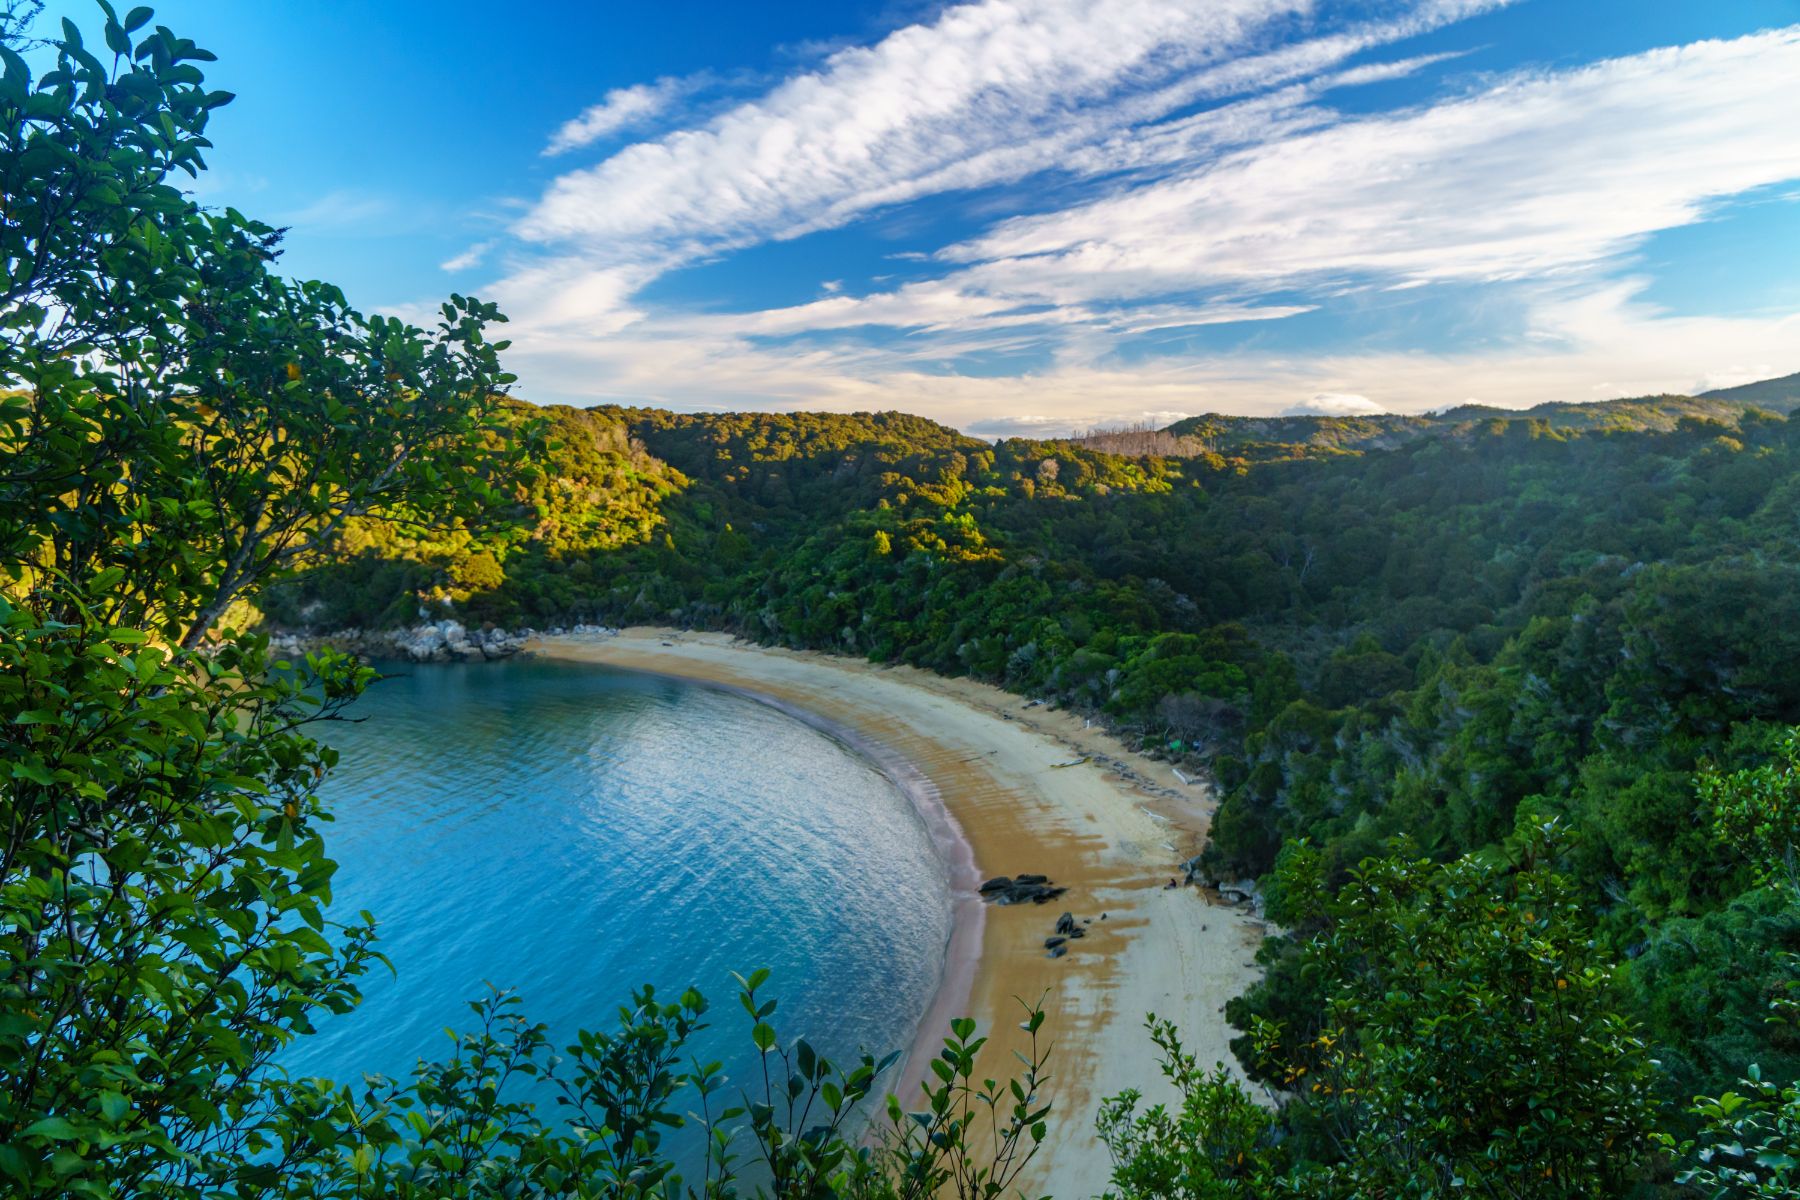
25, 1116, 82, 1141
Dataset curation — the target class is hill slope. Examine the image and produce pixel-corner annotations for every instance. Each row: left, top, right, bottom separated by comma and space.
1144, 381, 1797, 463
267, 373, 1800, 1108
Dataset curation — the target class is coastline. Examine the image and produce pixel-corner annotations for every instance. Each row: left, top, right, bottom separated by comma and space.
537, 629, 1268, 1197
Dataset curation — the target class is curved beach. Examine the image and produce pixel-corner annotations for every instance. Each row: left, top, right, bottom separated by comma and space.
538, 629, 1267, 1197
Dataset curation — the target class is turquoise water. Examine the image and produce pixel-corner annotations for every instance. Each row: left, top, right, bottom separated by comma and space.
284, 655, 952, 1142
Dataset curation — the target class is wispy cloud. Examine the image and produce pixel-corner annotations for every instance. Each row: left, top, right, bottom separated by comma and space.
517, 0, 1502, 252
440, 240, 495, 272
496, 278, 1800, 433
731, 26, 1800, 366
543, 75, 707, 156
278, 188, 393, 231
949, 30, 1800, 293
437, 1, 1800, 430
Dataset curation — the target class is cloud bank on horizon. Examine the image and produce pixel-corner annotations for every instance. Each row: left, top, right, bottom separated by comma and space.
453, 0, 1800, 434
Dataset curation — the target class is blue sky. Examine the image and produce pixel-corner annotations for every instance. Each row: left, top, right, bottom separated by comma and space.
40, 0, 1800, 432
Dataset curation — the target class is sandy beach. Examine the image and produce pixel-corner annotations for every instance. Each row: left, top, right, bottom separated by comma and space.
537, 629, 1268, 1198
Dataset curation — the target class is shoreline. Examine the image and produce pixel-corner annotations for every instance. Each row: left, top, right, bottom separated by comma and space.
592, 656, 988, 1113
536, 628, 1268, 1197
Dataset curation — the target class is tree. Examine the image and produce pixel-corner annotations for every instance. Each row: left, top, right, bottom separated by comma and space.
0, 589, 381, 1197
1667, 733, 1800, 1197
0, 4, 515, 1193
0, 8, 1054, 1197
1098, 1019, 1278, 1199
1701, 729, 1800, 892
1275, 830, 1661, 1197
1101, 832, 1662, 1199
0, 1, 524, 651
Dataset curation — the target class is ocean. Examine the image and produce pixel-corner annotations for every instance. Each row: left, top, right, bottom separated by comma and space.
281, 654, 953, 1159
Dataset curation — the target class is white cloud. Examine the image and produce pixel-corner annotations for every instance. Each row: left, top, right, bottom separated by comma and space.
1287, 393, 1386, 416
704, 280, 1311, 337
1140, 410, 1197, 426
952, 30, 1800, 292
440, 240, 495, 272
517, 1, 1505, 253
963, 413, 1071, 437
743, 26, 1800, 362
543, 76, 702, 155
494, 276, 1800, 431
444, 5, 1800, 431
1692, 365, 1781, 393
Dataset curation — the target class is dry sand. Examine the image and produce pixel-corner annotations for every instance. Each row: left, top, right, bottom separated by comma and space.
537, 628, 1268, 1198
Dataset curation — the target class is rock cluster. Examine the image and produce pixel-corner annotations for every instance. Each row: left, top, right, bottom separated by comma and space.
1043, 910, 1089, 958
1179, 856, 1264, 916
976, 873, 1068, 905
267, 620, 533, 663
392, 621, 530, 662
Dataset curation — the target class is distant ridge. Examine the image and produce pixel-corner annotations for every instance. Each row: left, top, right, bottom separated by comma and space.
1697, 369, 1800, 410
1066, 370, 1800, 463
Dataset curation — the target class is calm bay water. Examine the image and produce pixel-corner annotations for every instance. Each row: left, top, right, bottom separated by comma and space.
284, 654, 952, 1139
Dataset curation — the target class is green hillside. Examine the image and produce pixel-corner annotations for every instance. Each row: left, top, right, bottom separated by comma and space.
1151, 387, 1796, 464
1700, 369, 1800, 409
266, 381, 1800, 1117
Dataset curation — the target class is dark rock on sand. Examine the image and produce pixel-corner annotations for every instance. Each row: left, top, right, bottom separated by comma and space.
981, 873, 1068, 906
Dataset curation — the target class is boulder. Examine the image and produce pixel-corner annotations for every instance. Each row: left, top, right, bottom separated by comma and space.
1048, 944, 1067, 959
1218, 880, 1261, 907
1044, 935, 1066, 950
980, 874, 1067, 906
1055, 912, 1077, 936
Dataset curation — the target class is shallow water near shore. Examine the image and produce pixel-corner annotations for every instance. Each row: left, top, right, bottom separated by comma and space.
284, 654, 953, 1156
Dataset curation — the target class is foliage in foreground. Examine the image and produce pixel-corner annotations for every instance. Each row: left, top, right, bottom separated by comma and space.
228, 977, 1052, 1200
1102, 831, 1663, 1198
0, 6, 1053, 1197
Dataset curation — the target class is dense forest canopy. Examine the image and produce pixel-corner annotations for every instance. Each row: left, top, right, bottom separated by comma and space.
273, 377, 1800, 1125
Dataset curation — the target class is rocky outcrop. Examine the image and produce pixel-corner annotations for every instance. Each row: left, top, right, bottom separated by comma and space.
266, 620, 560, 663
1180, 855, 1212, 887
1217, 879, 1260, 907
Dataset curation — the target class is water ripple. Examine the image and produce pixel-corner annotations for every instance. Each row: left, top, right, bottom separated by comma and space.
285, 657, 952, 1147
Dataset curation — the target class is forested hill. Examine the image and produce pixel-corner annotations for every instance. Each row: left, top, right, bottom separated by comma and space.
268, 376, 1800, 1105
1144, 374, 1800, 463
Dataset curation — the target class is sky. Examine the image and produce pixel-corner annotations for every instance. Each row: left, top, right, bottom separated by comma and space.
39, 0, 1800, 434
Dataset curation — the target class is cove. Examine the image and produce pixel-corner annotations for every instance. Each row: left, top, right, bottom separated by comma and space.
282, 655, 954, 1147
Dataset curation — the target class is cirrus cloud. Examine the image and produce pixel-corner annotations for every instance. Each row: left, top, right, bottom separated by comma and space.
431, 1, 1800, 433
